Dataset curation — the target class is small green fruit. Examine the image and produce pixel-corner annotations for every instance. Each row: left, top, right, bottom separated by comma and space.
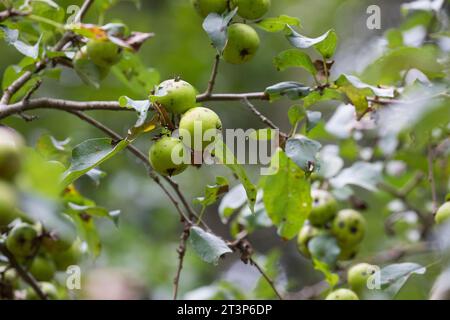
231, 0, 271, 20
74, 46, 111, 81
297, 223, 320, 258
337, 244, 359, 261
149, 136, 188, 176
52, 241, 83, 271
309, 189, 338, 227
26, 282, 59, 300
223, 23, 260, 64
179, 107, 222, 151
331, 209, 366, 247
192, 0, 229, 17
153, 79, 197, 114
86, 39, 122, 67
6, 223, 39, 258
29, 256, 56, 281
435, 202, 450, 225
0, 127, 24, 181
325, 288, 359, 300
347, 263, 376, 293
0, 181, 18, 227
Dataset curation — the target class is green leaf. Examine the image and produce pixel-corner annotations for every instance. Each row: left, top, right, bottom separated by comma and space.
309, 234, 340, 266
218, 184, 249, 223
67, 203, 120, 226
36, 134, 71, 165
262, 150, 312, 240
285, 136, 322, 173
288, 104, 305, 126
214, 139, 257, 213
306, 111, 322, 133
72, 213, 102, 257
74, 57, 106, 89
385, 29, 404, 49
285, 26, 337, 58
265, 82, 311, 101
330, 161, 383, 191
303, 88, 343, 108
312, 258, 340, 290
380, 263, 426, 297
337, 74, 395, 97
194, 176, 229, 207
273, 49, 317, 75
62, 138, 129, 187
118, 96, 151, 127
202, 8, 238, 53
0, 26, 41, 59
256, 15, 300, 33
189, 226, 232, 265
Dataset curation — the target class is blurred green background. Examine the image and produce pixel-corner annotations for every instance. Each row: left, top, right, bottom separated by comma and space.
1, 0, 440, 299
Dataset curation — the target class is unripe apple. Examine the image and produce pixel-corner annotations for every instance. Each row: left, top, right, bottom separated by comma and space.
309, 189, 338, 227
435, 202, 450, 225
223, 23, 260, 64
153, 79, 197, 114
192, 0, 229, 17
325, 288, 359, 300
6, 223, 39, 258
230, 0, 271, 20
337, 244, 359, 261
149, 136, 188, 176
347, 263, 377, 293
26, 282, 59, 300
86, 39, 122, 68
41, 220, 77, 254
0, 126, 24, 181
0, 181, 18, 227
179, 107, 222, 151
52, 241, 83, 271
29, 256, 56, 281
297, 222, 320, 258
74, 46, 110, 81
331, 209, 366, 247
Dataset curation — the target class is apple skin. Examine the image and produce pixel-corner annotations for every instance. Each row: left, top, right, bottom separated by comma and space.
347, 263, 376, 293
29, 256, 56, 281
26, 282, 59, 300
52, 241, 83, 271
0, 127, 24, 181
337, 244, 359, 261
149, 136, 188, 177
153, 79, 197, 114
309, 189, 338, 227
0, 181, 18, 227
179, 107, 222, 151
86, 39, 122, 68
296, 223, 320, 258
331, 209, 366, 248
192, 0, 229, 17
325, 288, 359, 300
223, 23, 260, 64
230, 0, 271, 20
435, 202, 450, 225
6, 223, 39, 258
74, 46, 110, 80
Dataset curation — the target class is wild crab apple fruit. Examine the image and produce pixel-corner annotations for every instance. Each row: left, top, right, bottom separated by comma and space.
26, 282, 59, 300
0, 126, 24, 181
347, 262, 376, 293
149, 136, 188, 176
29, 256, 56, 282
86, 39, 122, 68
0, 181, 18, 227
179, 107, 223, 151
296, 222, 320, 258
52, 241, 83, 271
6, 223, 39, 258
223, 23, 260, 64
230, 0, 271, 20
191, 0, 229, 17
325, 288, 359, 300
74, 46, 110, 80
337, 243, 360, 261
331, 209, 366, 247
435, 202, 450, 225
153, 79, 197, 114
309, 189, 338, 227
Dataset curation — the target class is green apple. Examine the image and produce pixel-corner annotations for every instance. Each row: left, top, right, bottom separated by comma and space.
192, 0, 229, 17
74, 46, 110, 80
52, 241, 83, 271
149, 136, 188, 176
0, 127, 24, 181
325, 288, 359, 300
41, 219, 77, 254
230, 0, 271, 20
86, 39, 122, 68
26, 282, 59, 300
223, 23, 260, 64
29, 256, 56, 281
435, 202, 450, 225
331, 209, 366, 247
337, 244, 359, 261
347, 263, 376, 293
153, 79, 197, 114
0, 181, 18, 227
179, 107, 222, 151
309, 189, 338, 227
296, 222, 320, 258
6, 223, 39, 258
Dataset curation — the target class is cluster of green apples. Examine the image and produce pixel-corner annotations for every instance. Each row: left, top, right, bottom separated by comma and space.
0, 127, 83, 300
74, 38, 122, 81
297, 189, 367, 261
149, 79, 222, 176
192, 0, 272, 64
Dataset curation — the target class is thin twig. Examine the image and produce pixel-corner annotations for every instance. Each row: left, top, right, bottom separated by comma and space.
0, 244, 47, 300
173, 224, 191, 300
241, 98, 279, 131
250, 257, 284, 300
198, 54, 221, 99
427, 143, 438, 215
